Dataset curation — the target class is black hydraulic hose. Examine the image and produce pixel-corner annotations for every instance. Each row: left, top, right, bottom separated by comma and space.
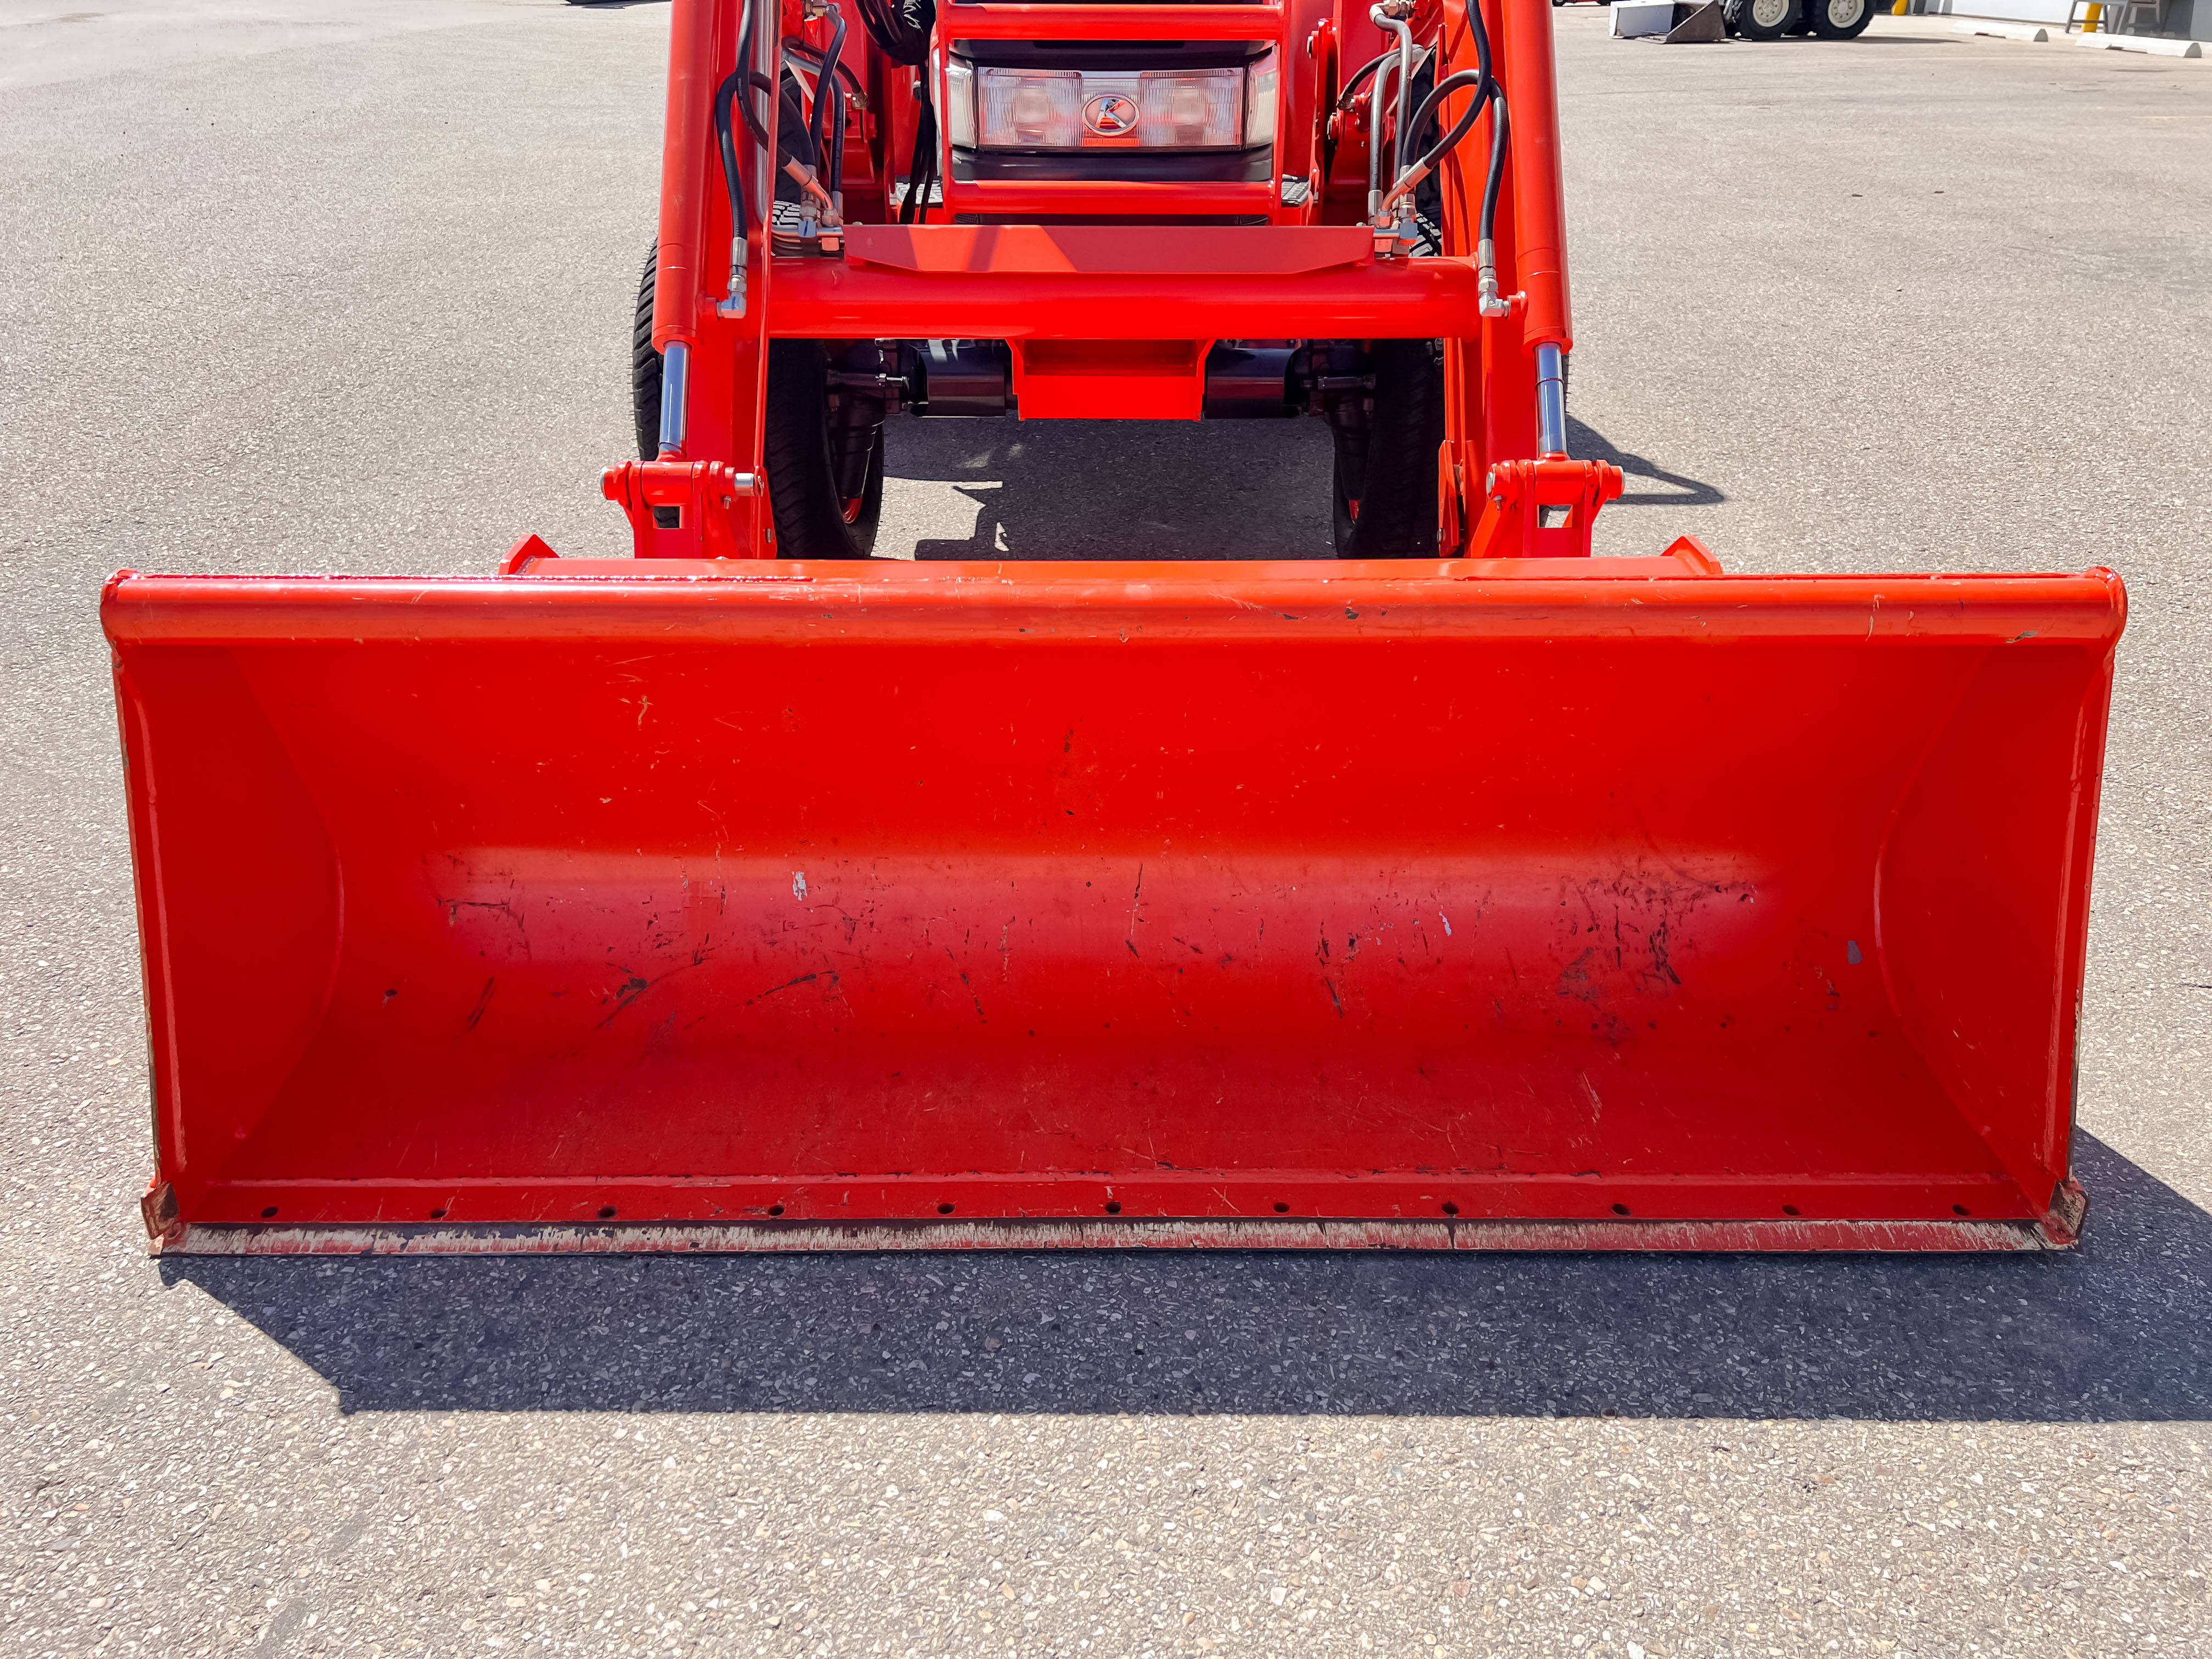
1325, 44, 1434, 195
1397, 0, 1492, 185
1335, 49, 1392, 111
808, 3, 847, 172
714, 71, 748, 248
1398, 66, 1488, 185
900, 77, 936, 223
827, 49, 848, 194
1479, 89, 1507, 252
1336, 44, 1431, 112
1461, 0, 1504, 254
714, 0, 757, 254
715, 66, 780, 219
1381, 0, 1508, 255
784, 41, 867, 110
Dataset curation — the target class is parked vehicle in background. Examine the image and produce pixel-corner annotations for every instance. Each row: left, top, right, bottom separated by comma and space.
1723, 0, 1877, 37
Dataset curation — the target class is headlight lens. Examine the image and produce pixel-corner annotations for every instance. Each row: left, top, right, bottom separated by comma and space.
1136, 71, 1242, 148
1243, 51, 1277, 148
957, 60, 1261, 150
944, 57, 977, 149
977, 66, 1085, 149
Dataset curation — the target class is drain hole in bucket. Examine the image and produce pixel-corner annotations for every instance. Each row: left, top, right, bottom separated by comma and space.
767, 1204, 785, 1217
261, 1206, 278, 1220
1782, 1204, 1801, 1217
1104, 1200, 1122, 1214
1441, 1201, 1459, 1216
1272, 1201, 1290, 1214
937, 1201, 955, 1215
1953, 1204, 1971, 1216
598, 1205, 617, 1220
430, 1207, 447, 1220
1611, 1203, 1631, 1217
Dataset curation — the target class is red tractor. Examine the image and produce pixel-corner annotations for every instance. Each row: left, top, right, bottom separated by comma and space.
612, 0, 1615, 562
103, 0, 2123, 1256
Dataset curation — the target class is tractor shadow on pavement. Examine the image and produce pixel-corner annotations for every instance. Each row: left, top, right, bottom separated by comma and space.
1565, 416, 1727, 510
883, 414, 1720, 561
894, 416, 1338, 562
168, 1132, 2210, 1423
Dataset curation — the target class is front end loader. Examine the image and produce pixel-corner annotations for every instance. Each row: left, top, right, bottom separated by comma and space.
107, 0, 2123, 1255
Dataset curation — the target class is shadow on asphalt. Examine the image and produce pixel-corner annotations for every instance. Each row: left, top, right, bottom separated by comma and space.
896, 417, 1337, 562
1565, 415, 1727, 509
167, 1133, 2209, 1422
885, 413, 1722, 560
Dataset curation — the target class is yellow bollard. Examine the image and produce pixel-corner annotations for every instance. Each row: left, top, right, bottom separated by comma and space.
2081, 1, 2102, 26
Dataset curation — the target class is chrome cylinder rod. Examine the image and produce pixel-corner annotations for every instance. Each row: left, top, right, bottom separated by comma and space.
1534, 341, 1566, 458
658, 338, 691, 457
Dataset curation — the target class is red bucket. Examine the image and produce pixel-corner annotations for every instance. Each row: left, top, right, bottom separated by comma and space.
105, 553, 2122, 1254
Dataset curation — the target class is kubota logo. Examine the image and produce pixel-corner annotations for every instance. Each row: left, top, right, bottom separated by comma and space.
1082, 92, 1138, 137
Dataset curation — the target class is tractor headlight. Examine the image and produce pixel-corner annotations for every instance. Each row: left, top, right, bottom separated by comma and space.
1134, 71, 1243, 148
955, 59, 1267, 150
977, 66, 1085, 149
944, 57, 977, 149
1243, 51, 1277, 147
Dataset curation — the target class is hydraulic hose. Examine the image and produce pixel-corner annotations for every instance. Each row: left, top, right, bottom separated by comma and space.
827, 56, 848, 196
1393, 67, 1488, 195
1372, 0, 1510, 295
1369, 7, 1414, 215
785, 41, 867, 111
1385, 0, 1494, 203
807, 3, 848, 176
1367, 51, 1399, 212
1322, 44, 1430, 194
900, 74, 937, 223
712, 0, 785, 313
714, 70, 748, 251
713, 0, 758, 281
1335, 43, 1430, 112
1479, 91, 1508, 277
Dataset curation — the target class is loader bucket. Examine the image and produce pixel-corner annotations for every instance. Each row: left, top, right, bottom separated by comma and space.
104, 554, 2123, 1254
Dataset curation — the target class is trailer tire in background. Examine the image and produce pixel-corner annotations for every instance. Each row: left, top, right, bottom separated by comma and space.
1808, 0, 1876, 36
1723, 0, 1796, 37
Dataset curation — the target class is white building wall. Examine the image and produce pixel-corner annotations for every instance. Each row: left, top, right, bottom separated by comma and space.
1910, 0, 2207, 37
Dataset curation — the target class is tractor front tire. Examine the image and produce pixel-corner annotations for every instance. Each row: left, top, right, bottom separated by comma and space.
1330, 339, 1443, 560
1724, 0, 1795, 36
763, 340, 885, 560
631, 245, 684, 530
1808, 0, 1875, 35
633, 244, 662, 462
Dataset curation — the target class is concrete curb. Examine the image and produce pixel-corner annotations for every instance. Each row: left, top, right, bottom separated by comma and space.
2078, 30, 2203, 53
1955, 19, 2050, 38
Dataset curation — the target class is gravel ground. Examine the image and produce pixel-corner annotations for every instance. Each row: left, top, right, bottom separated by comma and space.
2, 3, 2208, 1657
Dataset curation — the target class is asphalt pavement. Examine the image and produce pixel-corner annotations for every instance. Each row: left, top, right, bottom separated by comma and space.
2, 2, 2208, 1656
